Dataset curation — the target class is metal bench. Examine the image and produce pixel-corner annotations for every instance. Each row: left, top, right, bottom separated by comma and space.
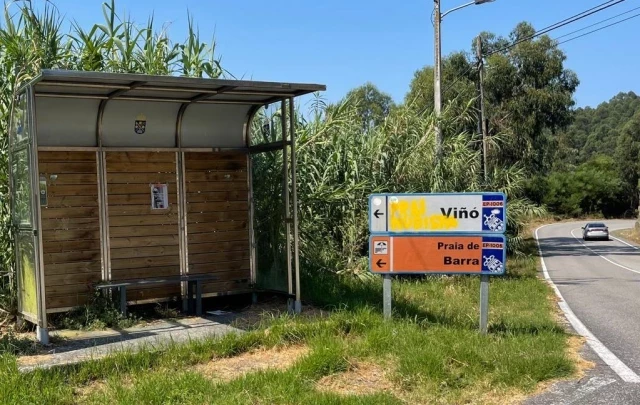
95, 274, 219, 317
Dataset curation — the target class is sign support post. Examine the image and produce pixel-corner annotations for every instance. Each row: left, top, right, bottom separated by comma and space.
479, 274, 489, 334
383, 275, 392, 319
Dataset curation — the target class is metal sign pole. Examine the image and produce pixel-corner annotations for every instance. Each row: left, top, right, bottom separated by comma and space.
479, 274, 489, 334
383, 275, 392, 319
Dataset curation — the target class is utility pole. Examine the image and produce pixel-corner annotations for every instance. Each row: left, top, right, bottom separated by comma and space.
476, 36, 488, 182
434, 0, 443, 163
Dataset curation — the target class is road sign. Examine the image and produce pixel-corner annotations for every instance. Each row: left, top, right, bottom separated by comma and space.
369, 234, 506, 275
369, 193, 506, 234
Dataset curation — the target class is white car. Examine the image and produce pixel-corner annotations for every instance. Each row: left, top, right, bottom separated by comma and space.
582, 222, 609, 241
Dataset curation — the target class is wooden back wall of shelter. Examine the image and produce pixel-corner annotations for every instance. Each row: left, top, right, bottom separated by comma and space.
105, 151, 181, 302
39, 151, 101, 311
184, 151, 251, 295
38, 150, 251, 312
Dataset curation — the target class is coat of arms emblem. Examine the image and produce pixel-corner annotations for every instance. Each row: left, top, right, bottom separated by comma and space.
135, 113, 147, 134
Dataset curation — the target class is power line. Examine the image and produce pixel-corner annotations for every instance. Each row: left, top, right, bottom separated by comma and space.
556, 10, 640, 45
442, 0, 629, 96
485, 0, 626, 56
554, 5, 640, 40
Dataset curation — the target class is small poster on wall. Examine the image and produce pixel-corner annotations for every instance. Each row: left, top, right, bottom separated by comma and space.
151, 183, 168, 209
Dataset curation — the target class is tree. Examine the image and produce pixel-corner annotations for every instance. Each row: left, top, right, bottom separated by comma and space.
614, 110, 640, 211
482, 22, 579, 173
339, 83, 395, 133
405, 52, 477, 117
544, 156, 626, 217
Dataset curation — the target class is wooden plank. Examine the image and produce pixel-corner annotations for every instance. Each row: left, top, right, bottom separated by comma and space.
46, 195, 99, 208
125, 285, 181, 302
42, 229, 100, 242
110, 235, 179, 249
46, 293, 90, 310
187, 201, 248, 213
41, 174, 97, 185
111, 266, 180, 280
111, 255, 180, 270
196, 270, 250, 282
187, 240, 250, 255
189, 261, 250, 274
186, 182, 248, 193
47, 184, 99, 197
107, 183, 177, 195
107, 172, 177, 184
185, 151, 247, 161
188, 250, 250, 265
201, 281, 250, 295
110, 245, 180, 260
44, 250, 101, 265
185, 191, 247, 203
44, 260, 101, 275
109, 225, 179, 238
185, 160, 247, 171
43, 240, 101, 255
39, 151, 96, 162
109, 214, 179, 227
42, 217, 100, 230
108, 194, 178, 205
187, 211, 248, 224
109, 204, 178, 216
106, 152, 176, 163
106, 162, 176, 173
187, 221, 248, 234
41, 207, 100, 219
185, 171, 247, 182
46, 283, 96, 295
188, 230, 249, 244
45, 272, 102, 287
39, 162, 97, 174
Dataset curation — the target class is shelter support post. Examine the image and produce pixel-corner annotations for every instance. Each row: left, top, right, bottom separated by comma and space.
289, 98, 302, 314
282, 100, 294, 313
29, 85, 48, 344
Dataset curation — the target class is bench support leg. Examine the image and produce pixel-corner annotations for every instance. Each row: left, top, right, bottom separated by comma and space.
196, 280, 203, 316
119, 286, 127, 317
187, 281, 194, 314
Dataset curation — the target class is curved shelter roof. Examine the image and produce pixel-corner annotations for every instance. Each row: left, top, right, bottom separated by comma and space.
22, 70, 326, 148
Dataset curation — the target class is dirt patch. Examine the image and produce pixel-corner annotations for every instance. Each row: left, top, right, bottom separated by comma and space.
195, 345, 310, 382
316, 361, 396, 397
229, 298, 330, 330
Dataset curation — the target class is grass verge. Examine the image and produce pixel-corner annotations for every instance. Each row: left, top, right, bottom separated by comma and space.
611, 228, 640, 245
0, 237, 578, 404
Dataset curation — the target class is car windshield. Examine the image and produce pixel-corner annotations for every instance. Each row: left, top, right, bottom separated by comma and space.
588, 223, 606, 228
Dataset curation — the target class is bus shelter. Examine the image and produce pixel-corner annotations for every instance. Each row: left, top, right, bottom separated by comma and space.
8, 70, 325, 343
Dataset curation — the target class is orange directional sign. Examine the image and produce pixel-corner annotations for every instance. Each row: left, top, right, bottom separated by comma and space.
369, 234, 506, 275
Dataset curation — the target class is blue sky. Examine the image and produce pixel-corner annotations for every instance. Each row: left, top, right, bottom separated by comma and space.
46, 0, 639, 109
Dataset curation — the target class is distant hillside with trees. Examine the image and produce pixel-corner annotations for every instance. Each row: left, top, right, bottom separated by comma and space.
530, 92, 640, 217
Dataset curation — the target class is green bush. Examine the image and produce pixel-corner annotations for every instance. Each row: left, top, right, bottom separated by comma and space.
544, 155, 626, 217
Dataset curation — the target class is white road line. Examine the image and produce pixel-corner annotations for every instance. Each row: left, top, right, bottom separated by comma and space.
570, 229, 640, 275
535, 225, 640, 383
610, 235, 639, 250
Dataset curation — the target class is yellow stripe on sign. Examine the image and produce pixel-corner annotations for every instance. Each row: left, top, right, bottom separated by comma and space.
389, 199, 458, 232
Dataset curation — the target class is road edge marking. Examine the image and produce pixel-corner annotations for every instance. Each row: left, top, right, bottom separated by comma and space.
535, 224, 640, 383
569, 229, 640, 275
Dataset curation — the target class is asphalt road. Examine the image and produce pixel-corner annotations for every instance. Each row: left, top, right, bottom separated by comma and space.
527, 220, 640, 404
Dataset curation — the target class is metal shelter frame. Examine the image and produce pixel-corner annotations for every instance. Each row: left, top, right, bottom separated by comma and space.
10, 70, 325, 342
